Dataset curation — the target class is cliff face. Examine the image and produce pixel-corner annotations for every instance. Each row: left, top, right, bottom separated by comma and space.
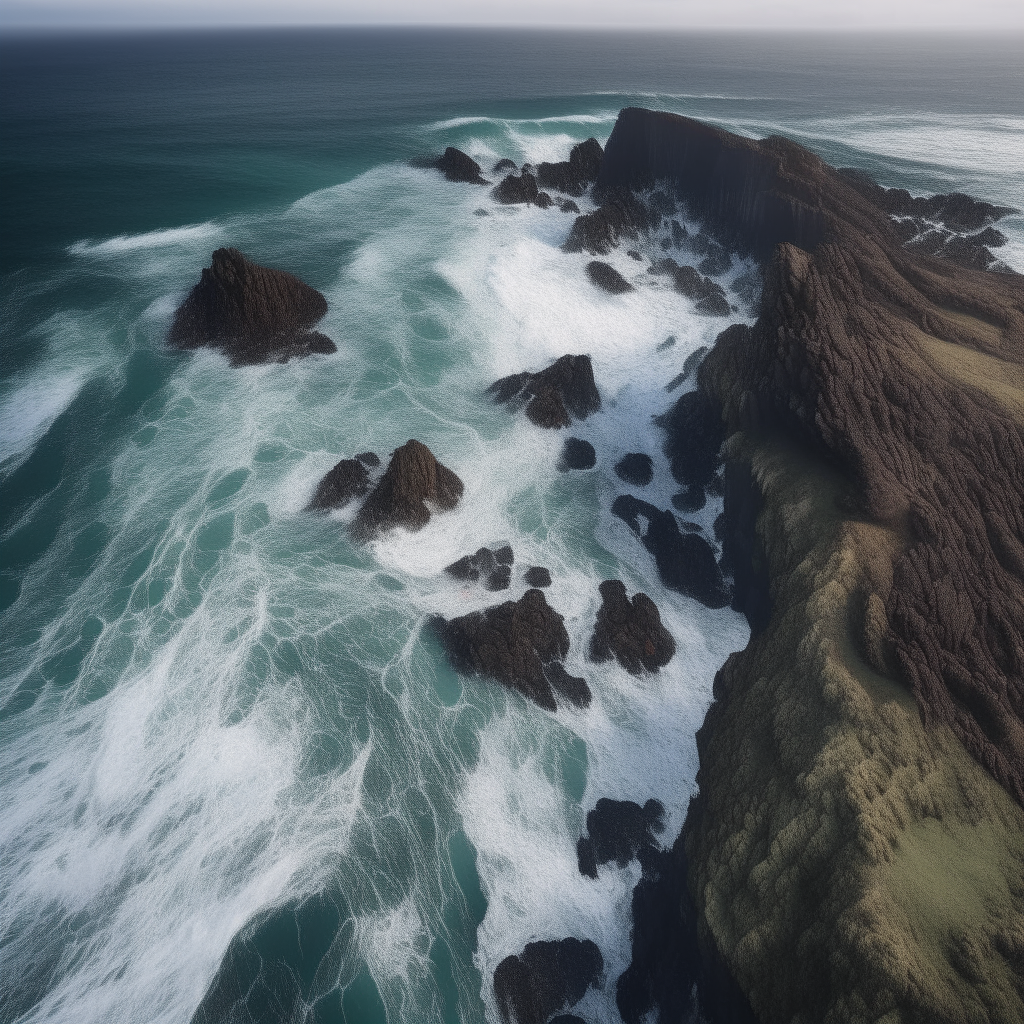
602, 109, 1024, 1022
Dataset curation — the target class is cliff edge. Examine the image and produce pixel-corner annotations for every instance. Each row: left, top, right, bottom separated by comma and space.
602, 109, 1024, 1023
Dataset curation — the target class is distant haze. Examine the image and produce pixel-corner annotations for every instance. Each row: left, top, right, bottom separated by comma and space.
2, 0, 1023, 31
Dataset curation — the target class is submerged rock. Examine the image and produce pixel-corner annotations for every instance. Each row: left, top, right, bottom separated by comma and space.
614, 452, 653, 487
436, 147, 488, 184
352, 439, 463, 539
488, 354, 601, 429
169, 247, 336, 366
494, 937, 604, 1024
589, 579, 675, 674
576, 797, 666, 879
586, 261, 634, 294
559, 437, 597, 471
308, 458, 371, 511
432, 588, 590, 711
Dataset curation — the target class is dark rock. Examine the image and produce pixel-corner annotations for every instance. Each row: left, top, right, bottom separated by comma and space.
169, 248, 336, 366
586, 261, 634, 294
536, 137, 604, 197
535, 191, 554, 209
432, 589, 587, 711
445, 554, 480, 582
544, 662, 592, 709
488, 355, 601, 430
681, 520, 703, 533
355, 451, 380, 468
614, 453, 654, 487
563, 189, 655, 255
493, 158, 518, 174
665, 372, 687, 393
308, 458, 371, 511
524, 566, 552, 587
649, 256, 679, 276
612, 496, 729, 608
589, 579, 675, 674
493, 937, 603, 1024
560, 199, 581, 214
486, 566, 513, 591
671, 219, 688, 246
627, 250, 643, 261
436, 147, 488, 184
559, 437, 597, 470
493, 172, 540, 205
672, 487, 706, 513
672, 266, 730, 316
576, 797, 666, 879
657, 335, 676, 351
474, 208, 490, 217
972, 225, 1008, 248
660, 387, 725, 490
494, 545, 514, 565
720, 461, 771, 634
352, 439, 463, 539
682, 345, 710, 380
549, 1017, 587, 1024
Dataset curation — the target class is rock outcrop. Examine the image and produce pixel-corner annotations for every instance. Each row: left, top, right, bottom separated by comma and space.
589, 579, 676, 674
576, 797, 665, 879
536, 138, 603, 197
432, 588, 590, 711
493, 171, 540, 205
436, 147, 488, 184
169, 248, 336, 365
445, 544, 515, 591
563, 189, 655, 255
488, 355, 601, 429
352, 440, 463, 540
558, 437, 596, 470
308, 453, 379, 511
586, 260, 634, 294
598, 107, 1024, 1024
494, 938, 604, 1024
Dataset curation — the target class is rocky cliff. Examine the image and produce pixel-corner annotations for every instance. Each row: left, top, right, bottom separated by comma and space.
603, 109, 1024, 1023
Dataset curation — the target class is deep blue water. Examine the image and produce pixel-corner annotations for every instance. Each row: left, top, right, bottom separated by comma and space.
1, 28, 1022, 1024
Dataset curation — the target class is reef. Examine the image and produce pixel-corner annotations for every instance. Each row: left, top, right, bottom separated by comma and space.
169, 247, 336, 365
593, 108, 1024, 1023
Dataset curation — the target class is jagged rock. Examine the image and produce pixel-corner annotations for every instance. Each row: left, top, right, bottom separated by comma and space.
352, 440, 463, 539
672, 265, 730, 315
355, 451, 380, 468
586, 261, 634, 294
559, 437, 597, 470
488, 355, 601, 429
436, 147, 488, 184
308, 458, 371, 511
445, 544, 515, 585
536, 138, 603, 197
524, 566, 552, 587
563, 189, 655, 255
612, 496, 729, 608
589, 579, 676, 674
432, 588, 589, 711
493, 172, 540, 205
559, 198, 581, 214
493, 157, 518, 174
614, 453, 653, 487
576, 797, 665, 879
493, 938, 604, 1024
169, 248, 336, 366
649, 256, 679, 276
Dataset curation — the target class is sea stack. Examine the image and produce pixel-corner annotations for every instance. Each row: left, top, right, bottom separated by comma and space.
169, 247, 336, 365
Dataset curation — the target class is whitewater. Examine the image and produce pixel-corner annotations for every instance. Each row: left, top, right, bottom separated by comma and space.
2, 30, 1022, 1024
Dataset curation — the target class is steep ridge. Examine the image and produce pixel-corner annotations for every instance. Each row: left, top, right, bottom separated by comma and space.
600, 109, 1024, 1022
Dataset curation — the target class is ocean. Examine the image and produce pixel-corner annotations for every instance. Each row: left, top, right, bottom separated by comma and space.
1, 28, 1022, 1024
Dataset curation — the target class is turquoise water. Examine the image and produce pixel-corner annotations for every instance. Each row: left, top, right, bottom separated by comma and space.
1, 29, 1022, 1024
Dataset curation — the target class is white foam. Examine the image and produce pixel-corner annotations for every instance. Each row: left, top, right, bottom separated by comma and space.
69, 222, 223, 258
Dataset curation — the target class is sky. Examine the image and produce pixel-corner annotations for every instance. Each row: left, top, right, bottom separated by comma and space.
1, 0, 1023, 31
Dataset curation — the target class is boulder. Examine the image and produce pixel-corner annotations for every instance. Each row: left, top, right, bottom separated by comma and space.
493, 157, 518, 174
488, 355, 601, 429
494, 938, 604, 1024
559, 437, 597, 471
352, 440, 463, 539
169, 248, 336, 366
672, 265, 730, 315
586, 261, 634, 294
524, 566, 552, 587
493, 172, 540, 205
432, 588, 590, 711
536, 137, 604, 197
355, 451, 380, 468
445, 545, 516, 589
563, 189, 655, 255
436, 147, 488, 184
589, 579, 676, 674
614, 453, 653, 487
576, 797, 666, 878
559, 199, 581, 214
611, 496, 730, 608
308, 458, 371, 511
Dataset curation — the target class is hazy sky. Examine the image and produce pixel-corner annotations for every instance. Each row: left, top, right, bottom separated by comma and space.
2, 0, 1023, 31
